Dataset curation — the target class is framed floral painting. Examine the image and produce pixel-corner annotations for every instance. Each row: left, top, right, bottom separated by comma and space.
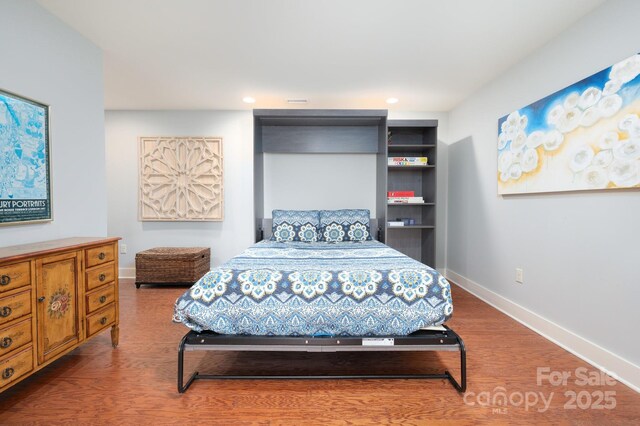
498, 53, 640, 194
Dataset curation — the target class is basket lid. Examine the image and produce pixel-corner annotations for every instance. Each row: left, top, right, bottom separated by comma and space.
136, 247, 209, 258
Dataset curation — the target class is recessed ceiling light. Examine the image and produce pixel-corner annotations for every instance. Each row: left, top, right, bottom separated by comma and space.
243, 96, 256, 104
386, 97, 399, 104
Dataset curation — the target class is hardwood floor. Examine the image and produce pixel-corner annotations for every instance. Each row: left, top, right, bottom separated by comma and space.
1, 279, 638, 425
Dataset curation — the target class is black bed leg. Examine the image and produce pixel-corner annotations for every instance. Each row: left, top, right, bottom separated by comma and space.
178, 334, 186, 393
178, 333, 198, 393
445, 334, 467, 393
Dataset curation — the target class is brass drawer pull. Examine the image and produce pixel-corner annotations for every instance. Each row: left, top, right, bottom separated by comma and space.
100, 317, 108, 325
99, 274, 106, 282
0, 307, 12, 318
0, 337, 12, 349
99, 295, 107, 304
98, 252, 106, 260
0, 275, 10, 286
2, 367, 14, 380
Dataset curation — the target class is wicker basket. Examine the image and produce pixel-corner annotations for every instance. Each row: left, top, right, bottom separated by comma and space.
135, 247, 210, 287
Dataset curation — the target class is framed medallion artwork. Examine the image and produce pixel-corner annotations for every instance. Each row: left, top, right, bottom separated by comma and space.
138, 136, 223, 221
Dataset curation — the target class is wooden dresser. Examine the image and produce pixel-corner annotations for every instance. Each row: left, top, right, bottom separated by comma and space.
0, 237, 120, 393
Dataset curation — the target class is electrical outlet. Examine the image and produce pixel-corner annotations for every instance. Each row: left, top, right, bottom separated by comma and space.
120, 243, 127, 254
515, 268, 524, 284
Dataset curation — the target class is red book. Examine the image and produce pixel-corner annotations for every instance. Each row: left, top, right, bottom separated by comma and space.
388, 191, 415, 197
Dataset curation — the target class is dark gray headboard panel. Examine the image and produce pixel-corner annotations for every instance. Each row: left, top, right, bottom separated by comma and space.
261, 218, 380, 241
262, 126, 379, 153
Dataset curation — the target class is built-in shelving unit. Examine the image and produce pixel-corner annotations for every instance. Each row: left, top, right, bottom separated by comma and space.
385, 119, 438, 266
251, 111, 437, 267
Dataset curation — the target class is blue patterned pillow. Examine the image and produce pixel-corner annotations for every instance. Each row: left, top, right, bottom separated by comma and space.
319, 209, 371, 242
271, 210, 320, 242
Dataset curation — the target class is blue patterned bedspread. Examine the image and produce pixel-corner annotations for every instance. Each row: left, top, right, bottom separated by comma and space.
173, 240, 453, 336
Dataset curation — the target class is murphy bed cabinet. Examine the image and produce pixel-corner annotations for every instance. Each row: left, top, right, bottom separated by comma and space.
386, 120, 438, 266
252, 110, 438, 266
0, 237, 120, 393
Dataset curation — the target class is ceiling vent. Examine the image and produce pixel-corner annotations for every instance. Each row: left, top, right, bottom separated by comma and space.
286, 99, 308, 104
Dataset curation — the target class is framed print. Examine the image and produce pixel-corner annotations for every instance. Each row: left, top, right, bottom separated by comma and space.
0, 89, 52, 225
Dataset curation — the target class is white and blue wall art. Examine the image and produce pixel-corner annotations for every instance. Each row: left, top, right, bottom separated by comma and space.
0, 89, 51, 224
498, 53, 640, 194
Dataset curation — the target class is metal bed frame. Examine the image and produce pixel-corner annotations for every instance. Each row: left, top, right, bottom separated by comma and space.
177, 325, 466, 393
178, 218, 465, 393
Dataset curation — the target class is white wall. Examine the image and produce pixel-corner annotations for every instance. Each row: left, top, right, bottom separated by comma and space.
447, 0, 640, 382
107, 110, 448, 274
105, 111, 254, 275
263, 154, 377, 213
0, 0, 106, 246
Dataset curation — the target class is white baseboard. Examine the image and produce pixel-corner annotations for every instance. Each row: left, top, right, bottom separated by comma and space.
119, 267, 135, 279
445, 269, 640, 394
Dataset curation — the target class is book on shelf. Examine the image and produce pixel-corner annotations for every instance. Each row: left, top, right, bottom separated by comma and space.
396, 218, 416, 226
388, 156, 429, 166
388, 196, 424, 204
387, 221, 405, 227
387, 190, 415, 197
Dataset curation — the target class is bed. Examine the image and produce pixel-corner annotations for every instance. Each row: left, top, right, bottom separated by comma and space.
173, 211, 466, 393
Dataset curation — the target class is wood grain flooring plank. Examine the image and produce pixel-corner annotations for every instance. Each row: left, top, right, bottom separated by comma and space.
0, 279, 637, 425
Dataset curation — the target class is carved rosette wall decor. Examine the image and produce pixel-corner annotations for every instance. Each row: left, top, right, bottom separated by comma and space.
139, 137, 223, 221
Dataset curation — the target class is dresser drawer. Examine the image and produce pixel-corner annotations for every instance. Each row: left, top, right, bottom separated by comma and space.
0, 262, 31, 294
0, 318, 32, 356
86, 283, 115, 314
0, 290, 31, 326
86, 244, 115, 268
86, 263, 116, 291
0, 345, 33, 389
86, 304, 116, 337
